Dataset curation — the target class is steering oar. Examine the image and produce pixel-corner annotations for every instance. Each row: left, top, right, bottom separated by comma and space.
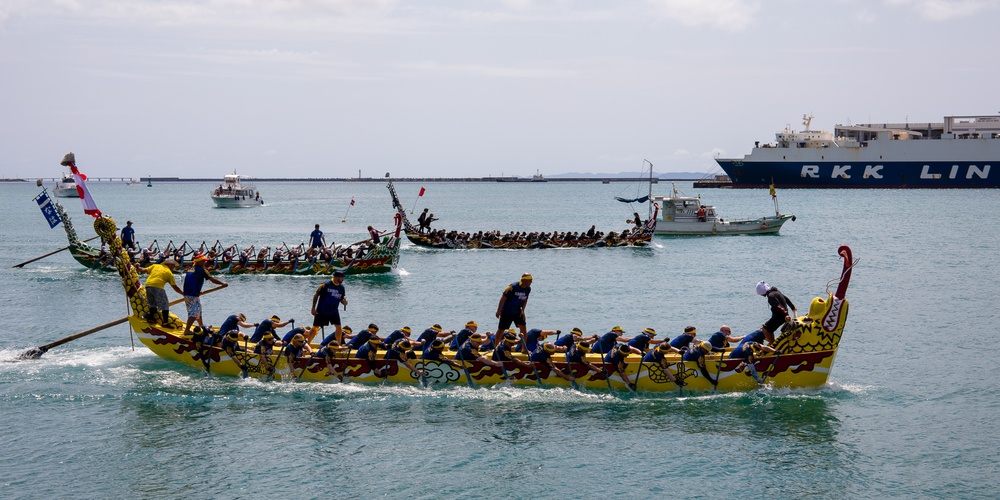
11, 236, 100, 268
16, 284, 227, 360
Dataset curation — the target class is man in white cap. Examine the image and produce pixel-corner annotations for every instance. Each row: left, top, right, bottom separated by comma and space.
756, 281, 797, 344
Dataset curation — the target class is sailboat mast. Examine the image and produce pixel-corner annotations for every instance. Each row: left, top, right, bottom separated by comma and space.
645, 159, 654, 221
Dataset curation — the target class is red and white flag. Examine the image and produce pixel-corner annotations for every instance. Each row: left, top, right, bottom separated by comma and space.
63, 153, 102, 218
350, 198, 355, 206
418, 187, 426, 197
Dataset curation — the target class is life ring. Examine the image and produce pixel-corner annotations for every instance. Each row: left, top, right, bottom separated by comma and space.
761, 221, 768, 229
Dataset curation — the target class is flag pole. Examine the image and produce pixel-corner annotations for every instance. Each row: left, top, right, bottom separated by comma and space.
342, 198, 354, 222
770, 179, 779, 216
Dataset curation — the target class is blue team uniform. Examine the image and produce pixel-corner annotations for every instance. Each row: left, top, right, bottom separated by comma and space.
669, 334, 695, 350
450, 328, 474, 350
595, 332, 620, 355
182, 266, 209, 297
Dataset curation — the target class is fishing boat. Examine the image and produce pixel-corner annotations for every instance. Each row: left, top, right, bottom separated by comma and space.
717, 113, 1000, 188
44, 201, 402, 275
52, 173, 79, 198
211, 172, 262, 208
93, 212, 854, 392
652, 183, 795, 236
388, 178, 655, 249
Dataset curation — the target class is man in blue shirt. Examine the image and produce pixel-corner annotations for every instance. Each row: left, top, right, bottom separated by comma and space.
251, 315, 293, 343
310, 270, 347, 345
496, 273, 532, 340
642, 343, 683, 386
449, 321, 479, 350
669, 326, 698, 351
628, 327, 663, 353
121, 220, 136, 250
382, 326, 412, 349
529, 342, 573, 383
605, 344, 641, 391
182, 254, 227, 337
683, 341, 718, 387
415, 324, 455, 355
565, 341, 602, 376
309, 224, 325, 249
594, 326, 629, 357
709, 325, 744, 351
218, 313, 254, 339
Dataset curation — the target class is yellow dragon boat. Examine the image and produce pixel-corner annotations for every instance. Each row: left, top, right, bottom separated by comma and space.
93, 213, 854, 393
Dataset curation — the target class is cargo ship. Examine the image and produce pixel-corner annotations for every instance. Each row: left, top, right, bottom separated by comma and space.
716, 114, 1000, 188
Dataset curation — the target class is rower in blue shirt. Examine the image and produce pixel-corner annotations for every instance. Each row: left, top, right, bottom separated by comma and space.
565, 341, 602, 376
682, 341, 718, 387
604, 344, 641, 391
642, 343, 683, 386
449, 321, 478, 350
595, 326, 628, 356
627, 327, 663, 353
529, 342, 573, 382
669, 326, 698, 351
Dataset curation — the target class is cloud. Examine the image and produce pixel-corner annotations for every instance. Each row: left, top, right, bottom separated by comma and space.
884, 0, 1000, 21
645, 0, 760, 32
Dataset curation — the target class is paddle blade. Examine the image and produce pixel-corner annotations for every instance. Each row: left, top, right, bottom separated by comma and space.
16, 346, 48, 360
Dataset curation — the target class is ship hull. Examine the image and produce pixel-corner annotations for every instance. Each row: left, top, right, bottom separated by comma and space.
718, 137, 999, 188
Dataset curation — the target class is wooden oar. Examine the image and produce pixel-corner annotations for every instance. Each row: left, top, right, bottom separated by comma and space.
11, 236, 100, 268
17, 284, 227, 360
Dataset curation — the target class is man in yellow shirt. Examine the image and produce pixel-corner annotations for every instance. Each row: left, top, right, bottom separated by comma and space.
139, 260, 184, 325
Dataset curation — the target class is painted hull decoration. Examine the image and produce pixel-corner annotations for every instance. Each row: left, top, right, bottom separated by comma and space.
52, 202, 401, 275
93, 213, 855, 393
386, 178, 655, 249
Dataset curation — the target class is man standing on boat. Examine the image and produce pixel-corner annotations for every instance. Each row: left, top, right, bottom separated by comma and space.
310, 270, 348, 345
756, 281, 797, 345
138, 259, 184, 326
182, 254, 227, 337
310, 224, 325, 250
121, 220, 136, 251
496, 273, 532, 343
417, 209, 429, 233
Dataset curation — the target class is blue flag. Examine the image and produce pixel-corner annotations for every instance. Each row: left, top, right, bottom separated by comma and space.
36, 192, 62, 228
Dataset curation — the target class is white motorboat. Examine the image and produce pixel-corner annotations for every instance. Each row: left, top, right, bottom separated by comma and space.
652, 183, 794, 236
211, 172, 263, 208
52, 173, 79, 198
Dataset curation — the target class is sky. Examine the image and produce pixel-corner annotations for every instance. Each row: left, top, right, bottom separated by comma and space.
1, 0, 998, 179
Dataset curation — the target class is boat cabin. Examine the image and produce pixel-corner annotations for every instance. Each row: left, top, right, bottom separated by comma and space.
652, 193, 717, 223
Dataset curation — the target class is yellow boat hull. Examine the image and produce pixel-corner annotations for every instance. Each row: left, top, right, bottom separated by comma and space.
95, 210, 853, 394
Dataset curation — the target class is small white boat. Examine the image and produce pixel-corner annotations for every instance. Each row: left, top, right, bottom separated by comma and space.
52, 173, 79, 198
211, 172, 262, 208
652, 183, 795, 236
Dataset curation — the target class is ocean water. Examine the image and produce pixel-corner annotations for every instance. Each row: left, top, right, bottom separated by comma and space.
1, 179, 997, 498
